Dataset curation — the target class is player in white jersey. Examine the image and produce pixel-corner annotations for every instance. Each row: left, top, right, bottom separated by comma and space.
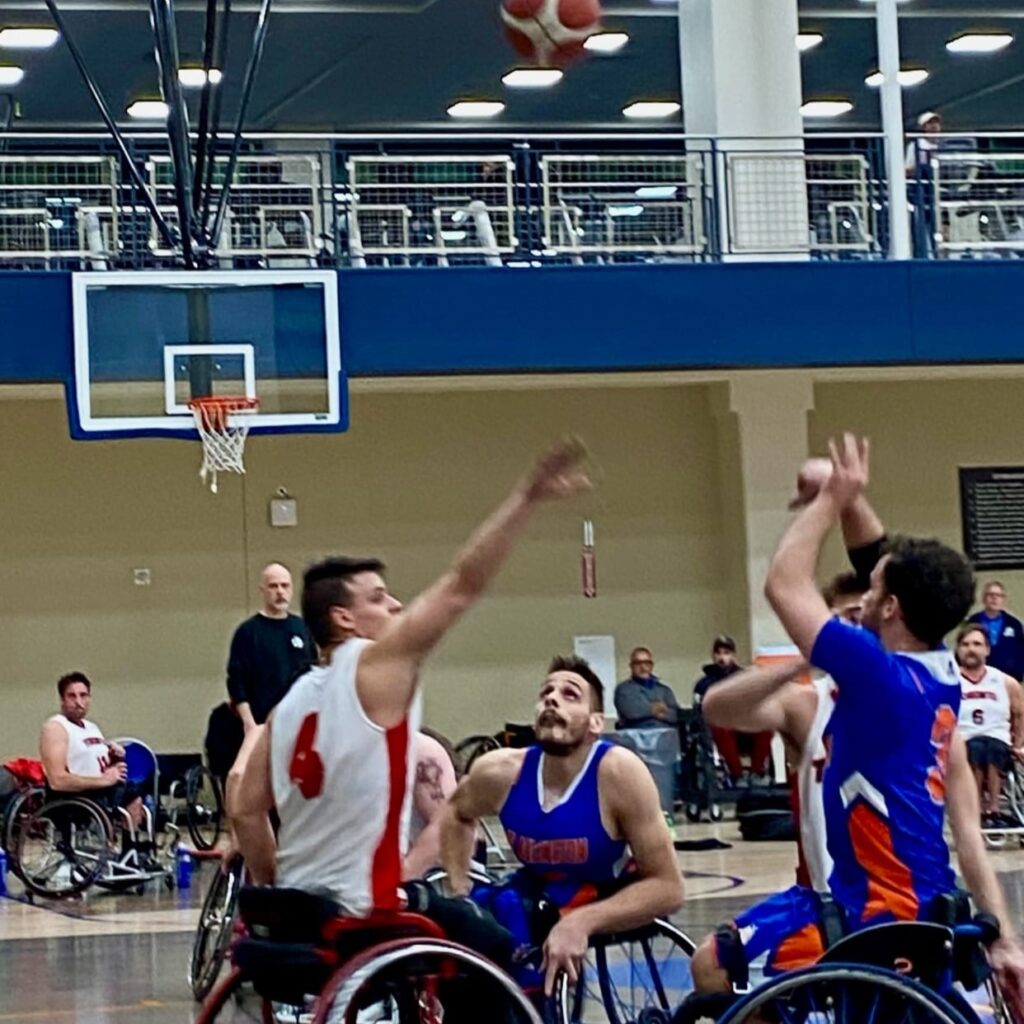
39, 671, 140, 823
955, 623, 1024, 826
232, 439, 591, 915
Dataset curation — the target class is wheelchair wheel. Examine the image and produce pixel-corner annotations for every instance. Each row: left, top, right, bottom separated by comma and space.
2, 786, 46, 872
186, 764, 224, 851
190, 857, 244, 1001
194, 966, 274, 1023
314, 937, 544, 1024
556, 919, 696, 1024
454, 735, 502, 775
716, 963, 974, 1024
15, 797, 110, 898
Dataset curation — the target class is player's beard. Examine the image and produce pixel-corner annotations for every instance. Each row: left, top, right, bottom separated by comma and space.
535, 711, 585, 757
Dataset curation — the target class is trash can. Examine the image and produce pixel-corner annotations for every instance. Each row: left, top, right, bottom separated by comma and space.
610, 726, 680, 813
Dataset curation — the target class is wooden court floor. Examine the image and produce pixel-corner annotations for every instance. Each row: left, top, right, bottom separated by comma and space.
2, 821, 1023, 1023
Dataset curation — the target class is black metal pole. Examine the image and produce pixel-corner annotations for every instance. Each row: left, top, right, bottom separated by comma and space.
191, 0, 219, 226
209, 0, 272, 250
41, 0, 178, 251
200, 0, 231, 244
149, 0, 196, 265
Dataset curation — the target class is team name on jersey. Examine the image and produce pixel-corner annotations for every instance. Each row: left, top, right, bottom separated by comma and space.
83, 737, 106, 747
963, 690, 998, 702
506, 829, 589, 865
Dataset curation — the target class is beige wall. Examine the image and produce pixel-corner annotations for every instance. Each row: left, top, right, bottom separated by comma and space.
811, 377, 1024, 607
0, 383, 731, 756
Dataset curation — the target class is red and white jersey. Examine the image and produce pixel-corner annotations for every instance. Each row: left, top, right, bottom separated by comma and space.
49, 715, 109, 777
270, 637, 421, 916
959, 666, 1011, 746
791, 677, 836, 893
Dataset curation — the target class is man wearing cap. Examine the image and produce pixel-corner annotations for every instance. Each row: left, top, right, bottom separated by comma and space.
694, 637, 772, 787
614, 646, 680, 729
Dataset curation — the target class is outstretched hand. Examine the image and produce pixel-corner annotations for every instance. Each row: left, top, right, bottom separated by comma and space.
523, 437, 592, 503
823, 433, 869, 510
990, 937, 1024, 1023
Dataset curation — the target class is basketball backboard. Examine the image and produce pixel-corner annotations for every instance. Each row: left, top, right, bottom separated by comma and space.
69, 269, 345, 440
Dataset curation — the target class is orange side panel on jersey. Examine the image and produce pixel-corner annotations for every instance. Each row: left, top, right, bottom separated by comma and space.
769, 922, 825, 972
848, 803, 919, 922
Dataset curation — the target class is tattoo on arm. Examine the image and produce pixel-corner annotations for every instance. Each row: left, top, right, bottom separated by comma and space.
416, 757, 446, 802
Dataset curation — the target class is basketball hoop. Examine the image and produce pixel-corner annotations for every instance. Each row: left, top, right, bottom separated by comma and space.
188, 396, 260, 494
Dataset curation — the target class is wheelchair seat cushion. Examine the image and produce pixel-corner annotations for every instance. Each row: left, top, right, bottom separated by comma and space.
238, 885, 342, 944
232, 936, 333, 1004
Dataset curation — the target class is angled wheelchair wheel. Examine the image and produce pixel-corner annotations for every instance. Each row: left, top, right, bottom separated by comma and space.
15, 797, 110, 899
716, 964, 974, 1024
556, 919, 696, 1024
454, 735, 502, 775
314, 937, 544, 1024
186, 764, 224, 852
190, 857, 245, 1001
2, 786, 46, 875
194, 966, 275, 1024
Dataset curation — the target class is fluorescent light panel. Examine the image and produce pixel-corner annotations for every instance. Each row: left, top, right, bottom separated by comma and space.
127, 100, 169, 120
797, 33, 823, 52
865, 68, 929, 87
0, 27, 58, 49
635, 185, 677, 199
584, 32, 629, 54
178, 67, 223, 87
801, 100, 853, 118
502, 68, 562, 88
447, 100, 504, 118
0, 65, 23, 85
947, 33, 1013, 54
622, 100, 680, 119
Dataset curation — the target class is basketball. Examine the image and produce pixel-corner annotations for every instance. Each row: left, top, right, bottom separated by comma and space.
500, 0, 602, 67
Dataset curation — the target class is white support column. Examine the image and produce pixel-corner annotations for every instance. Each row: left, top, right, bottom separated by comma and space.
680, 0, 809, 261
875, 0, 912, 259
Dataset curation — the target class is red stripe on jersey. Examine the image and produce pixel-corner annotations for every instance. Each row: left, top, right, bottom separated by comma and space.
371, 720, 410, 910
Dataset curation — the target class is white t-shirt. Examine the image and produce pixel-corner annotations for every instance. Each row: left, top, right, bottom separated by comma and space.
49, 714, 110, 778
270, 638, 421, 915
959, 667, 1011, 746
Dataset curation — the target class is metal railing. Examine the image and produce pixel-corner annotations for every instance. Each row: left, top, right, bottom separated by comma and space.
0, 131, 1017, 268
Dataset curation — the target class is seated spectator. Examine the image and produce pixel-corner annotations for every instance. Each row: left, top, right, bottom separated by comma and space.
956, 624, 1024, 827
39, 671, 142, 826
614, 647, 680, 728
968, 580, 1024, 682
694, 637, 771, 787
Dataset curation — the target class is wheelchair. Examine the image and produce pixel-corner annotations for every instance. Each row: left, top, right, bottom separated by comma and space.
190, 855, 246, 1001
982, 759, 1024, 850
193, 885, 544, 1024
182, 760, 225, 852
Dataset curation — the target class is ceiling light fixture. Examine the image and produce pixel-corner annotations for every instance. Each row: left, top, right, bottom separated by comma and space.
584, 32, 629, 54
0, 65, 24, 85
797, 33, 823, 52
501, 68, 563, 88
800, 100, 853, 118
635, 185, 677, 199
608, 204, 644, 217
126, 99, 170, 120
178, 67, 223, 87
0, 27, 58, 49
447, 100, 505, 119
946, 33, 1013, 54
865, 68, 929, 87
622, 100, 680, 119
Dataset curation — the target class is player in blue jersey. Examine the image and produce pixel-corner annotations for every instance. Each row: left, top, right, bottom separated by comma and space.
441, 654, 684, 994
689, 437, 1024, 1019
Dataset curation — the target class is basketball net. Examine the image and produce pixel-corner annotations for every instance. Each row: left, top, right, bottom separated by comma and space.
188, 396, 260, 493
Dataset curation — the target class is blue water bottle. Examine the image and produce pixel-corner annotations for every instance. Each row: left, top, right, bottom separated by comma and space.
0, 847, 8, 897
175, 847, 193, 890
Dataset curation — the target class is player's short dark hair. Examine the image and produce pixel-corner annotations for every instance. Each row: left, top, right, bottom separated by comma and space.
302, 557, 386, 648
57, 671, 91, 698
956, 623, 990, 648
822, 572, 864, 608
548, 654, 605, 712
882, 536, 975, 648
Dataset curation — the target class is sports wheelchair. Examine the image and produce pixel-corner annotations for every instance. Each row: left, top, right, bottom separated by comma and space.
982, 759, 1024, 850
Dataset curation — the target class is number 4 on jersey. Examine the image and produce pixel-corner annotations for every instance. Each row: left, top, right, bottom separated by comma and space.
289, 712, 325, 799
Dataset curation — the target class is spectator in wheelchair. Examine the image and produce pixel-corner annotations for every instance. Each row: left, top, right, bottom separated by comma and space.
39, 671, 143, 827
614, 646, 680, 728
694, 636, 772, 787
230, 440, 590, 944
440, 653, 684, 995
955, 623, 1024, 828
686, 440, 1024, 1020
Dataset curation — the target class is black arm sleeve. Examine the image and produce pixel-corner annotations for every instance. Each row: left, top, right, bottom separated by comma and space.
226, 625, 252, 705
847, 535, 888, 590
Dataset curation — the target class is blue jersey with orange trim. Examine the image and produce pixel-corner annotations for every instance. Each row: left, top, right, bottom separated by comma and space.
499, 741, 628, 908
811, 619, 959, 925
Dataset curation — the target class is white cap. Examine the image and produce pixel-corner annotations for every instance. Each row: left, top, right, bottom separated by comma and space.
917, 110, 941, 127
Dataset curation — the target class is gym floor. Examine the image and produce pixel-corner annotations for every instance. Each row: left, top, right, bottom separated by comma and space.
1, 823, 1023, 1024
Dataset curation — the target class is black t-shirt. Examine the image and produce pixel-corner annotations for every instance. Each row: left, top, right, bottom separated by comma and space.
226, 613, 316, 724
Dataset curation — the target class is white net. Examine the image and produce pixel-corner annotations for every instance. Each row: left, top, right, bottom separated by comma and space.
189, 397, 260, 494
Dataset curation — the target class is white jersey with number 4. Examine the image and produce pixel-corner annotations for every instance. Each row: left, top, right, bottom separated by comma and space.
959, 667, 1011, 745
50, 714, 110, 777
271, 637, 421, 916
792, 676, 836, 893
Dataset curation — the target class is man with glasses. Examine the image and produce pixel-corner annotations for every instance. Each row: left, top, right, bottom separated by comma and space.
968, 580, 1024, 682
614, 647, 679, 729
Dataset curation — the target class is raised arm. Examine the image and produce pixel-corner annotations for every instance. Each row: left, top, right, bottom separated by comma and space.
440, 749, 520, 896
946, 731, 1024, 1018
542, 748, 684, 994
701, 659, 812, 745
39, 720, 125, 792
402, 733, 459, 881
358, 439, 591, 727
